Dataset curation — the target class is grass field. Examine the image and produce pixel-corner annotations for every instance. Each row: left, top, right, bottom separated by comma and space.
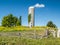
0, 36, 60, 45
0, 26, 58, 45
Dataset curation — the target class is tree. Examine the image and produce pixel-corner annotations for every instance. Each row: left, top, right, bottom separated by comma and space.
46, 21, 57, 28
2, 14, 20, 27
19, 16, 22, 25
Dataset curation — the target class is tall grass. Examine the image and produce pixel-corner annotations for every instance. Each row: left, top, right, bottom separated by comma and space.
0, 26, 58, 45
0, 36, 60, 45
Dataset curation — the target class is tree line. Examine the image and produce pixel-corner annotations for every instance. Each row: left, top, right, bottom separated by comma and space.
2, 14, 22, 27
1, 14, 57, 29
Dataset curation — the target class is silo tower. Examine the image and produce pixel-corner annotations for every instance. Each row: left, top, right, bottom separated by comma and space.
28, 6, 35, 27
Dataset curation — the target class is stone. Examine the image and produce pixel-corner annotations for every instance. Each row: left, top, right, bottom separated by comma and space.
57, 30, 60, 37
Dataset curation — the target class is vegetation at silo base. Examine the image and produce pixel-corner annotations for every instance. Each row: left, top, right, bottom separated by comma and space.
28, 14, 31, 23
0, 36, 60, 45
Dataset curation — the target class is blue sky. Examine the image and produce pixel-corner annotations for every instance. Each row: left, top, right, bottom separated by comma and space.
0, 0, 60, 28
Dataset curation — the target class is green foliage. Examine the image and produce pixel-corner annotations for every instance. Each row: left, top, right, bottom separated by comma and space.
47, 21, 57, 28
28, 14, 31, 23
19, 16, 22, 25
2, 14, 20, 27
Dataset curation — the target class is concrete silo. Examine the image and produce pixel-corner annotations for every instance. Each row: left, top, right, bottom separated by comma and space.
28, 6, 35, 28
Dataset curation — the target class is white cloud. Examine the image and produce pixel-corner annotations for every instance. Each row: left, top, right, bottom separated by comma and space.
34, 3, 45, 8
29, 3, 45, 9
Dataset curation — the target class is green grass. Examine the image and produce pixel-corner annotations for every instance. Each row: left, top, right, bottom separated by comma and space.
0, 26, 57, 32
0, 36, 60, 45
0, 26, 58, 45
